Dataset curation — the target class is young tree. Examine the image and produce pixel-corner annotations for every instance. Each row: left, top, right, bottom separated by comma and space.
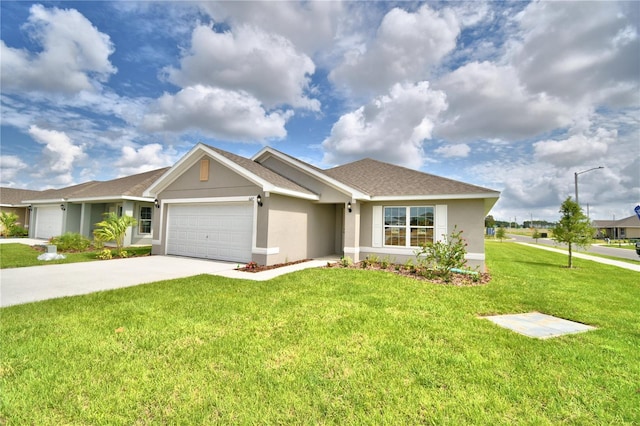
495, 227, 506, 242
93, 212, 137, 257
552, 197, 594, 268
532, 228, 541, 243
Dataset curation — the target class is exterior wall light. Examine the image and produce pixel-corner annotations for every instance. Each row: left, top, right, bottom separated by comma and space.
347, 201, 352, 213
154, 198, 160, 208
257, 194, 263, 207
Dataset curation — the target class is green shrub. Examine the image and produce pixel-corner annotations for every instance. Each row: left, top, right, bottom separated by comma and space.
415, 226, 468, 282
96, 248, 113, 260
49, 233, 92, 252
9, 225, 28, 237
339, 256, 353, 268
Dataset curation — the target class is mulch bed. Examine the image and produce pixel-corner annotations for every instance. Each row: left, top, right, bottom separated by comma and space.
326, 262, 491, 286
236, 259, 312, 273
236, 257, 490, 286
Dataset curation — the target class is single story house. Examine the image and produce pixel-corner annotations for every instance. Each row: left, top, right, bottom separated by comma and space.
593, 215, 640, 240
144, 143, 500, 270
23, 168, 169, 244
0, 187, 43, 234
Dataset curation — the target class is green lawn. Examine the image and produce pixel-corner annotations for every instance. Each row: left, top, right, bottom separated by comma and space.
0, 243, 151, 269
1, 242, 638, 424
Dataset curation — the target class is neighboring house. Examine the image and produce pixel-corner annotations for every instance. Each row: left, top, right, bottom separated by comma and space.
144, 143, 500, 270
593, 215, 640, 239
23, 168, 169, 244
0, 187, 43, 234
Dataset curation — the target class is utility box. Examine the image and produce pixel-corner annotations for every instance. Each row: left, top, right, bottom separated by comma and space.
47, 245, 57, 254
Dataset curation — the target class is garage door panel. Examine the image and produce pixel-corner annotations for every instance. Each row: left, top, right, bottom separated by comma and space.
35, 206, 63, 239
167, 203, 253, 262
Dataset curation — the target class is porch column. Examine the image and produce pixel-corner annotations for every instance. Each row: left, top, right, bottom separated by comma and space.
122, 200, 134, 247
343, 201, 360, 262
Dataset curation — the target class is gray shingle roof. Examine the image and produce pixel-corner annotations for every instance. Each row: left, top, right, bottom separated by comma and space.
206, 145, 317, 196
323, 158, 499, 197
0, 188, 44, 205
24, 168, 170, 202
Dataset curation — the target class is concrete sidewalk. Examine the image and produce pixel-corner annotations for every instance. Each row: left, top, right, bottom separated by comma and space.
516, 242, 640, 272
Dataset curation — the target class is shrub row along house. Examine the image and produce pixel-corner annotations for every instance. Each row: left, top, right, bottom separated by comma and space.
1, 143, 500, 270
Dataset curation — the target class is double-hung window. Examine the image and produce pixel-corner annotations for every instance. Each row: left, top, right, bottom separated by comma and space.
139, 206, 152, 234
384, 206, 434, 247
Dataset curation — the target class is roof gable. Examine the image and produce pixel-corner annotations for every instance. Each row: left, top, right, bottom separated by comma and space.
144, 143, 318, 200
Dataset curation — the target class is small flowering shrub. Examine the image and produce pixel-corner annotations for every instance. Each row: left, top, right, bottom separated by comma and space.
245, 261, 259, 270
416, 226, 468, 282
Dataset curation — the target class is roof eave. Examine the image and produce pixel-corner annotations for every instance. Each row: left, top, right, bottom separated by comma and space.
370, 192, 500, 202
66, 196, 155, 203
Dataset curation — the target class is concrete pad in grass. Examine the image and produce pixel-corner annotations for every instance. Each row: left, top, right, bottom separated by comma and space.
484, 312, 596, 339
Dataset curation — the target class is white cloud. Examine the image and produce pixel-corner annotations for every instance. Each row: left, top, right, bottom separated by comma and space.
166, 24, 319, 110
28, 125, 85, 185
143, 85, 293, 142
115, 144, 176, 176
510, 1, 639, 108
199, 1, 343, 56
322, 81, 447, 168
0, 4, 116, 94
435, 144, 470, 158
0, 155, 28, 186
330, 4, 460, 96
533, 128, 616, 168
435, 61, 572, 141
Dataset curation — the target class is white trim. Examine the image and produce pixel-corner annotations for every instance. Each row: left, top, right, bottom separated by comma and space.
465, 252, 485, 261
252, 147, 370, 200
343, 246, 360, 255
68, 196, 154, 203
358, 246, 485, 261
252, 247, 280, 255
372, 205, 383, 248
371, 193, 500, 202
360, 246, 417, 256
268, 187, 319, 201
435, 204, 447, 243
163, 196, 255, 204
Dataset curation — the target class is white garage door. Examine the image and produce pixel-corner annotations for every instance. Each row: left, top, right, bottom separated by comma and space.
35, 205, 63, 239
166, 203, 253, 263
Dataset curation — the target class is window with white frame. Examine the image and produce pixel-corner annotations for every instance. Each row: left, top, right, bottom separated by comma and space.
139, 206, 152, 234
384, 206, 434, 247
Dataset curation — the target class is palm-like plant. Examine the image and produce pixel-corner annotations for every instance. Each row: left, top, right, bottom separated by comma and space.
93, 212, 137, 256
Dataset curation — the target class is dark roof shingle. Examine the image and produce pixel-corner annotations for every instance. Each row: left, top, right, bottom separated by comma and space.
324, 158, 498, 197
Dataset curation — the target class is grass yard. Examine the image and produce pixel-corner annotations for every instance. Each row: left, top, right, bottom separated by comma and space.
1, 242, 639, 424
0, 243, 151, 269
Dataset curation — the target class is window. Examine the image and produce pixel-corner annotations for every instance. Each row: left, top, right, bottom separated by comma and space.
384, 206, 433, 247
139, 206, 152, 234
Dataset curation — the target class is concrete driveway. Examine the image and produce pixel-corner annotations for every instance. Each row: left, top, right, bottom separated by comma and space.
0, 256, 236, 308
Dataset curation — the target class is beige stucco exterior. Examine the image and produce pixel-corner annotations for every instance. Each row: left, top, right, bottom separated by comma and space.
152, 154, 262, 256
145, 144, 498, 270
357, 199, 487, 269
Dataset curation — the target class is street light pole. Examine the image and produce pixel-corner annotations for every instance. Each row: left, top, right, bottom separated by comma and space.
574, 166, 604, 205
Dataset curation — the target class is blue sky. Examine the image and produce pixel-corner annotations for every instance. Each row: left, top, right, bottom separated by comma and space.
1, 1, 638, 222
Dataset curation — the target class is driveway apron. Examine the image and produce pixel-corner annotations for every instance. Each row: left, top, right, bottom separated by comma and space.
0, 256, 235, 308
